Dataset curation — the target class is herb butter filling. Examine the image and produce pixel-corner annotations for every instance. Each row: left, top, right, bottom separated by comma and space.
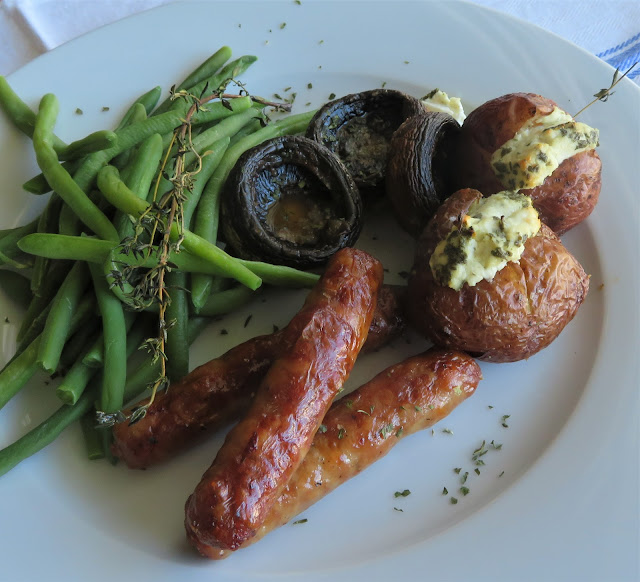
490, 107, 599, 191
429, 191, 541, 290
421, 89, 466, 125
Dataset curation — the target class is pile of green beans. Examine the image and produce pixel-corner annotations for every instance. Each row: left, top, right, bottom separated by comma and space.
0, 47, 321, 477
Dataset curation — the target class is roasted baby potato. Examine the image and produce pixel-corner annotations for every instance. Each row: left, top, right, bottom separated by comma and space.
455, 92, 601, 235
406, 188, 590, 362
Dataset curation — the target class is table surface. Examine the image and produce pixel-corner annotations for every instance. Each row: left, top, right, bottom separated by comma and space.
1, 0, 639, 81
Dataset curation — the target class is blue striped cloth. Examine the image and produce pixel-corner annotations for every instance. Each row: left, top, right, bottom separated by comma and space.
597, 32, 640, 81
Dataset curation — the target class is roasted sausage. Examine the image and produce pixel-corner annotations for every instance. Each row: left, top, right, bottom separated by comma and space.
111, 283, 405, 470
184, 248, 383, 553
195, 348, 481, 559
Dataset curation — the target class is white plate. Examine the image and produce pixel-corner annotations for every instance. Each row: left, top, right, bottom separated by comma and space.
1, 1, 638, 580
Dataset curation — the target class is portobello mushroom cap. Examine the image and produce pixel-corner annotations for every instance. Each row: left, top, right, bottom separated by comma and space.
305, 89, 425, 199
386, 111, 461, 237
220, 135, 363, 269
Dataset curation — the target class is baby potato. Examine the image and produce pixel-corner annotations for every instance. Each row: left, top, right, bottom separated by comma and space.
406, 188, 590, 363
455, 92, 601, 235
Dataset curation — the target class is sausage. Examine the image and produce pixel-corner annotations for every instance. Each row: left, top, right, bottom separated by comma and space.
111, 283, 404, 470
184, 248, 383, 553
195, 348, 481, 559
362, 284, 406, 352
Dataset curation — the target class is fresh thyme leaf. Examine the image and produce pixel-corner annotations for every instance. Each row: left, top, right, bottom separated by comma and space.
75, 108, 83, 115
450, 497, 458, 505
393, 507, 404, 512
460, 471, 469, 484
337, 427, 346, 439
318, 424, 327, 433
442, 487, 448, 495
574, 61, 638, 117
460, 486, 470, 496
292, 518, 307, 525
328, 92, 336, 100
454, 467, 462, 474
395, 427, 403, 438
442, 428, 453, 435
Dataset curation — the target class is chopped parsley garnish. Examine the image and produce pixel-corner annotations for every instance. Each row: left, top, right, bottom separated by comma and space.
292, 518, 307, 525
394, 489, 411, 498
459, 486, 470, 496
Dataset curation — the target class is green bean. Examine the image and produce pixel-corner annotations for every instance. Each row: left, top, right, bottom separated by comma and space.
37, 261, 90, 374
82, 311, 137, 368
153, 46, 232, 115
30, 194, 64, 295
57, 202, 81, 236
190, 109, 316, 310
111, 103, 148, 171
0, 295, 94, 410
19, 234, 229, 278
22, 160, 80, 195
114, 132, 163, 238
0, 75, 67, 152
198, 285, 259, 317
16, 260, 71, 346
58, 312, 140, 404
73, 96, 253, 193
56, 348, 98, 406
0, 218, 37, 268
25, 89, 159, 196
236, 259, 320, 288
182, 137, 230, 227
80, 414, 104, 461
59, 320, 101, 372
0, 337, 42, 411
88, 262, 127, 415
117, 87, 162, 129
178, 107, 263, 173
96, 165, 261, 290
56, 130, 118, 161
0, 386, 94, 476
33, 94, 119, 242
121, 316, 210, 405
165, 271, 189, 381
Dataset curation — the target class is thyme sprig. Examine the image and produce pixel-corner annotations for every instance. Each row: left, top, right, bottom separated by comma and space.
100, 81, 291, 427
573, 61, 638, 118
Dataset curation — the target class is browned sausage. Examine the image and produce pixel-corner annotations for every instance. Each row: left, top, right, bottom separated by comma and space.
184, 248, 383, 553
111, 282, 405, 470
196, 348, 481, 559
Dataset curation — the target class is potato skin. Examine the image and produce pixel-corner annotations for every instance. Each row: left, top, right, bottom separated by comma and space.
406, 188, 590, 362
456, 92, 601, 235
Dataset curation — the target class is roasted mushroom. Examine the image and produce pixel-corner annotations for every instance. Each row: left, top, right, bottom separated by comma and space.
305, 89, 425, 199
220, 135, 363, 269
385, 111, 461, 236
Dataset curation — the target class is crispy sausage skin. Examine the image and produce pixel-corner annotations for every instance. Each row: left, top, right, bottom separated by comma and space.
111, 283, 404, 470
201, 348, 481, 559
184, 248, 383, 553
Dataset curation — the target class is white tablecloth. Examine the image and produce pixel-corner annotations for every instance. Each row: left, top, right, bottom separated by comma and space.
1, 0, 639, 81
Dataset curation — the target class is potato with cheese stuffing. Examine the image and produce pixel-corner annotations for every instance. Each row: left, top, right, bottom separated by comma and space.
455, 92, 601, 235
407, 188, 590, 363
